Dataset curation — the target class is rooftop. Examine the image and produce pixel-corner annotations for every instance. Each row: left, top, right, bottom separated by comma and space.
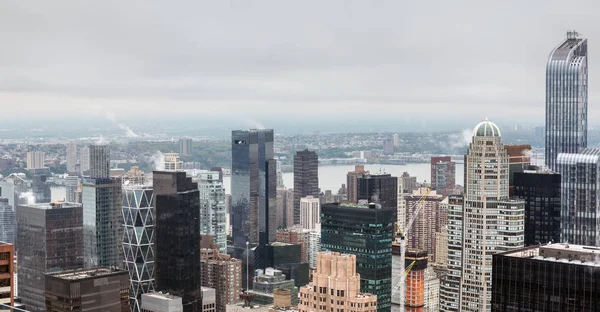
472, 119, 501, 137
501, 243, 600, 267
21, 201, 81, 210
48, 267, 126, 280
143, 291, 182, 301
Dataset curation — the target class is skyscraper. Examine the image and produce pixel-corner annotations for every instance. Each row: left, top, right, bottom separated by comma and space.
153, 171, 202, 312
79, 146, 90, 175
447, 120, 525, 312
299, 196, 319, 231
439, 196, 463, 312
346, 165, 368, 203
504, 144, 531, 197
123, 185, 155, 312
198, 171, 227, 253
293, 149, 319, 225
545, 31, 588, 171
26, 151, 45, 170
88, 145, 110, 178
164, 153, 183, 171
357, 174, 398, 210
66, 141, 78, 173
430, 156, 456, 196
321, 203, 394, 312
557, 148, 600, 246
179, 138, 193, 157
0, 242, 13, 307
403, 188, 444, 262
200, 240, 242, 312
17, 202, 83, 311
0, 198, 15, 245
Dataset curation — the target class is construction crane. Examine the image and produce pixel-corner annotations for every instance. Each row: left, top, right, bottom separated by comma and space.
395, 188, 430, 312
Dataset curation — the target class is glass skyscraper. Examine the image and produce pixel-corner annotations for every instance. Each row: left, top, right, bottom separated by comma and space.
293, 149, 319, 225
0, 198, 14, 245
545, 31, 588, 170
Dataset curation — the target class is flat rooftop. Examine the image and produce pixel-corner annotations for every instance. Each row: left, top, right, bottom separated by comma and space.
48, 267, 125, 280
143, 291, 182, 300
502, 243, 600, 267
21, 201, 81, 209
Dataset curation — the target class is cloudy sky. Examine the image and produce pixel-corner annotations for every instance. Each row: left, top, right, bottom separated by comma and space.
0, 1, 598, 129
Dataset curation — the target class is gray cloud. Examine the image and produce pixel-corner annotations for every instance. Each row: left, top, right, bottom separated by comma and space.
0, 0, 599, 125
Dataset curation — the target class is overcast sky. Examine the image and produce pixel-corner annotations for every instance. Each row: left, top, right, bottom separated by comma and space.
0, 1, 598, 128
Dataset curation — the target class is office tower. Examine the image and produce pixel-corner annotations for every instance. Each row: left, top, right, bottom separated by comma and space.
299, 196, 319, 230
504, 144, 531, 196
26, 151, 45, 170
357, 174, 398, 210
403, 188, 444, 262
200, 242, 242, 312
153, 171, 201, 311
383, 139, 394, 154
439, 195, 463, 312
250, 268, 297, 305
393, 133, 400, 147
123, 185, 155, 312
179, 138, 193, 157
346, 165, 368, 203
164, 153, 183, 171
66, 141, 78, 173
492, 243, 600, 311
231, 129, 276, 288
141, 292, 184, 312
32, 174, 51, 203
0, 242, 13, 307
557, 148, 600, 246
201, 288, 216, 312
45, 267, 130, 311
430, 156, 456, 196
298, 252, 377, 312
82, 176, 123, 268
447, 120, 525, 312
79, 146, 90, 175
198, 171, 227, 253
0, 199, 14, 245
293, 149, 319, 225
545, 31, 588, 171
88, 145, 110, 178
405, 250, 428, 312
399, 172, 417, 194
514, 167, 561, 246
17, 202, 83, 311
321, 203, 394, 312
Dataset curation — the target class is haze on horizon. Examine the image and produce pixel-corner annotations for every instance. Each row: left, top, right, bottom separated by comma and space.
0, 1, 599, 130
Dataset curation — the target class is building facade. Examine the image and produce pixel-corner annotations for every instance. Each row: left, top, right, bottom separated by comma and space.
66, 141, 78, 173
17, 202, 83, 311
513, 167, 561, 246
504, 144, 531, 197
545, 31, 588, 171
123, 185, 155, 312
346, 165, 368, 203
153, 171, 202, 312
298, 252, 377, 312
430, 156, 456, 196
0, 199, 14, 245
179, 138, 193, 157
251, 268, 297, 305
299, 196, 319, 231
439, 196, 463, 312
321, 203, 394, 312
45, 267, 129, 311
88, 144, 110, 178
26, 151, 45, 170
403, 188, 444, 263
197, 171, 227, 253
492, 244, 600, 311
357, 174, 398, 210
80, 146, 90, 175
293, 149, 319, 225
405, 250, 428, 312
0, 242, 13, 307
200, 243, 242, 312
141, 292, 183, 312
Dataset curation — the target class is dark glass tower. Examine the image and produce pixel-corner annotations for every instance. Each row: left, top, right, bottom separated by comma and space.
430, 156, 456, 196
321, 203, 394, 312
513, 167, 561, 246
293, 149, 319, 225
153, 171, 202, 312
545, 31, 588, 171
356, 174, 398, 210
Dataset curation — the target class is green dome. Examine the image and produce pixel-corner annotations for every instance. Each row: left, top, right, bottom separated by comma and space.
473, 119, 501, 137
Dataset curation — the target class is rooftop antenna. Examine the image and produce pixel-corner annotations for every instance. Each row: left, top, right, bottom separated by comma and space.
566, 30, 580, 39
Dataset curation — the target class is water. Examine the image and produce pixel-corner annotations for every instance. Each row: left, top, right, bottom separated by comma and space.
224, 163, 464, 194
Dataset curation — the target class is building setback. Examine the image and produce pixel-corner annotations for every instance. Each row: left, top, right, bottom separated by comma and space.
321, 203, 394, 312
153, 171, 202, 312
492, 243, 600, 311
293, 149, 319, 226
45, 267, 129, 311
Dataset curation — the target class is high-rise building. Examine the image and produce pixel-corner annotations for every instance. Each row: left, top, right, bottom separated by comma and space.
298, 252, 377, 312
153, 171, 202, 312
299, 196, 319, 231
17, 202, 83, 311
434, 227, 448, 268
405, 250, 428, 312
545, 31, 588, 171
403, 188, 444, 263
357, 174, 398, 210
513, 167, 561, 246
231, 129, 276, 288
66, 141, 78, 173
557, 148, 600, 246
200, 238, 242, 312
423, 267, 440, 312
82, 176, 123, 268
321, 203, 394, 312
79, 146, 90, 175
399, 172, 417, 194
393, 134, 400, 147
0, 199, 14, 245
123, 185, 155, 312
492, 243, 600, 311
88, 145, 110, 178
65, 175, 79, 203
276, 227, 310, 263
179, 138, 193, 157
430, 156, 456, 196
504, 144, 531, 197
26, 151, 45, 170
346, 165, 368, 203
308, 230, 321, 269
276, 188, 289, 229
45, 267, 130, 311
443, 120, 525, 312
293, 149, 319, 225
32, 174, 51, 203
164, 153, 183, 171
383, 139, 394, 155
0, 242, 13, 307
198, 171, 227, 253
439, 196, 463, 312
0, 173, 29, 212
141, 292, 184, 312
250, 268, 297, 306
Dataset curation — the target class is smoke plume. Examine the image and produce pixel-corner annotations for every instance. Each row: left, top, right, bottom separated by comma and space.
106, 112, 139, 138
150, 151, 165, 171
19, 191, 35, 204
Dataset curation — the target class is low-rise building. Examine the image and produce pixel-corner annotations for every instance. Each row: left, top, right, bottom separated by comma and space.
141, 292, 183, 312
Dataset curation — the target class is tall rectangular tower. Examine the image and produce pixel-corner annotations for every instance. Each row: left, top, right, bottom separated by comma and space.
430, 156, 456, 196
293, 149, 319, 225
198, 171, 227, 253
66, 141, 78, 173
545, 31, 588, 170
356, 174, 398, 210
88, 144, 110, 178
179, 138, 193, 157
